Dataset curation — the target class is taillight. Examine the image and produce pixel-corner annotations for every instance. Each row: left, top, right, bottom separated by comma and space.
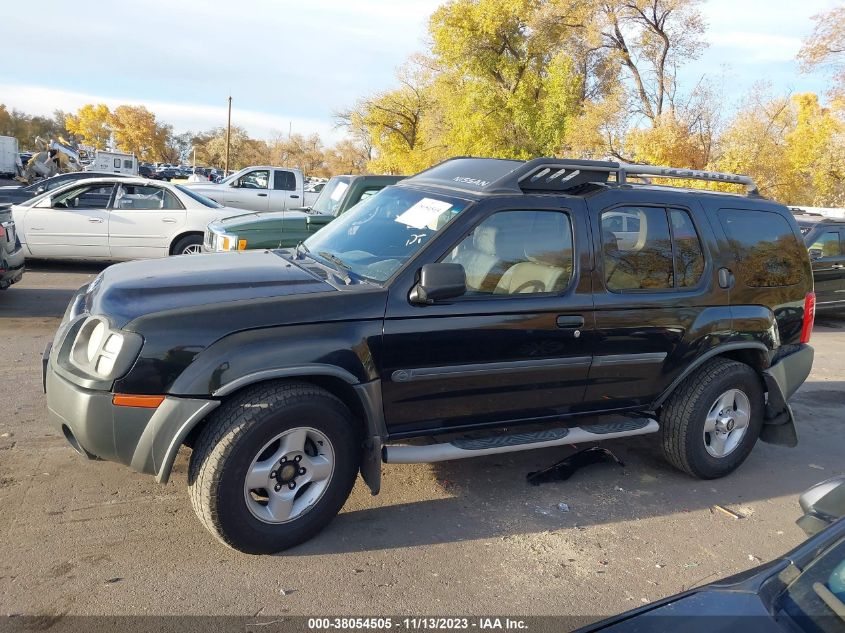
0, 226, 5, 240
800, 292, 816, 344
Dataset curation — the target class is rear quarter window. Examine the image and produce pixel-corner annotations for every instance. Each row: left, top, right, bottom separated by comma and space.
719, 209, 806, 287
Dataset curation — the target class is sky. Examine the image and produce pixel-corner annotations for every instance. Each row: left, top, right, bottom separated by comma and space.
0, 0, 840, 143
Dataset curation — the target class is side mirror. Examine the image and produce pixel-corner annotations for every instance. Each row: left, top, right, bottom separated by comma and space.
809, 248, 823, 260
35, 186, 45, 194
409, 263, 466, 305
797, 475, 845, 536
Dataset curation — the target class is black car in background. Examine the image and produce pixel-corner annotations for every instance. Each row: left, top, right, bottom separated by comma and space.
580, 477, 845, 633
795, 212, 845, 311
0, 171, 133, 206
153, 168, 182, 181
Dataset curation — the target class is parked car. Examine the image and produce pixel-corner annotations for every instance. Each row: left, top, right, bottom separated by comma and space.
580, 476, 845, 632
203, 175, 405, 252
184, 165, 320, 212
0, 205, 24, 289
0, 171, 134, 206
43, 157, 814, 553
794, 211, 845, 311
153, 168, 182, 181
12, 176, 243, 259
137, 163, 156, 179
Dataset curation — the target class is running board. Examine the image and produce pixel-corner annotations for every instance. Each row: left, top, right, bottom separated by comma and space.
382, 418, 659, 464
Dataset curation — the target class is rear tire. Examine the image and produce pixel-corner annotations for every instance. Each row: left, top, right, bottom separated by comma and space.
171, 234, 203, 255
659, 359, 764, 479
188, 381, 361, 554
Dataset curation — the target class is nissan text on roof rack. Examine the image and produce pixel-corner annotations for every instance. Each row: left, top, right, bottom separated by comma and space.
44, 156, 815, 553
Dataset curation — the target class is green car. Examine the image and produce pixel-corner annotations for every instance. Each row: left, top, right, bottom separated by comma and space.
203, 174, 404, 252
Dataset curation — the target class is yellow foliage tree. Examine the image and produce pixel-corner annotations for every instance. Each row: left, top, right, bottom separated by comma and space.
799, 6, 845, 96
65, 104, 112, 149
109, 105, 170, 161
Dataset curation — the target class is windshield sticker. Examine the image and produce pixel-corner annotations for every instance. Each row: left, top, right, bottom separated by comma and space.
395, 198, 453, 230
330, 181, 349, 201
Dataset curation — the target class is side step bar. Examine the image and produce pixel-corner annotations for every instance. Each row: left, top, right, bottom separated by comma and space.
383, 418, 659, 464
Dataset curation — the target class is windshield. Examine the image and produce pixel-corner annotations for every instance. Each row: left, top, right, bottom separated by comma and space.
303, 186, 469, 283
779, 535, 845, 630
312, 176, 352, 215
175, 185, 223, 208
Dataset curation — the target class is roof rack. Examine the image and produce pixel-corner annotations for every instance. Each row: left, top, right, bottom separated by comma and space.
404, 157, 760, 197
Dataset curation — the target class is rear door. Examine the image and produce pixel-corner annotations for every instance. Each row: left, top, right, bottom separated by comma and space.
272, 169, 300, 211
108, 183, 187, 259
380, 198, 595, 436
20, 183, 114, 258
808, 228, 845, 305
584, 198, 719, 410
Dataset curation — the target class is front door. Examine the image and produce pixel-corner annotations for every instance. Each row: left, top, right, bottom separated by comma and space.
381, 202, 595, 437
227, 169, 270, 211
808, 229, 845, 305
108, 183, 187, 259
21, 182, 114, 258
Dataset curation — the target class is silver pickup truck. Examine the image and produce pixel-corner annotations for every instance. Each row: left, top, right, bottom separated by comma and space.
184, 166, 320, 212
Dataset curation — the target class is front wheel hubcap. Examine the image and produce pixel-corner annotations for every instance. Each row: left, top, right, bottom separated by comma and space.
244, 427, 334, 524
182, 244, 202, 254
703, 389, 751, 458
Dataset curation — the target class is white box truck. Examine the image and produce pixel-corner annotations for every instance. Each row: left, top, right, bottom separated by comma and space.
0, 136, 20, 178
86, 150, 138, 175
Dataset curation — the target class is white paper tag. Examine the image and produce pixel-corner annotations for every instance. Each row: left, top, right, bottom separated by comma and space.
395, 198, 454, 230
329, 181, 349, 201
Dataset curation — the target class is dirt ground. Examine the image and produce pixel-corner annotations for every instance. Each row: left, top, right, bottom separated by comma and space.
1, 260, 843, 623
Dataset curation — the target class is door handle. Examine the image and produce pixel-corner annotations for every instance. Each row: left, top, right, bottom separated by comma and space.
290, 194, 300, 199
257, 193, 268, 197
718, 267, 735, 289
832, 264, 845, 270
161, 218, 177, 223
87, 217, 104, 223
556, 315, 584, 328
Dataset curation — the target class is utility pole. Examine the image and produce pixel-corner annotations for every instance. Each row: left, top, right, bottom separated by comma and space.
224, 95, 232, 176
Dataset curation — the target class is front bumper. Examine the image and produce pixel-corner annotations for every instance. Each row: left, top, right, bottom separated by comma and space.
44, 349, 219, 482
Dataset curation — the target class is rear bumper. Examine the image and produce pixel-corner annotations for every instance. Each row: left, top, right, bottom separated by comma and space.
1, 246, 24, 288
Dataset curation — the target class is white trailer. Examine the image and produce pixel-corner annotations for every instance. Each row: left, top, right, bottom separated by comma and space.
86, 150, 138, 175
0, 136, 20, 178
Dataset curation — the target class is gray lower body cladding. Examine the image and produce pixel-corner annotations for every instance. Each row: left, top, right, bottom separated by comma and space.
45, 365, 218, 482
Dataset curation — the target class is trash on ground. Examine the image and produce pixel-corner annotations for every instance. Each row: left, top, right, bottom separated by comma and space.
748, 554, 763, 563
527, 447, 625, 485
712, 504, 744, 520
557, 502, 570, 512
809, 464, 825, 470
683, 562, 700, 569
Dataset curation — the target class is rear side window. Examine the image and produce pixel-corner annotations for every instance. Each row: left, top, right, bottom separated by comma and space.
601, 207, 705, 291
719, 209, 805, 287
273, 170, 296, 191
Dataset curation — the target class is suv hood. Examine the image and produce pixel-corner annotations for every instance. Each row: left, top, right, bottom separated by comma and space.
85, 251, 333, 328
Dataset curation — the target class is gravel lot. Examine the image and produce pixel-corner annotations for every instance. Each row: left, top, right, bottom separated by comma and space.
1, 260, 843, 623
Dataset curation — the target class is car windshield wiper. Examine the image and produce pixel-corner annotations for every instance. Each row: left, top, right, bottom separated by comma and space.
295, 241, 310, 260
317, 251, 353, 285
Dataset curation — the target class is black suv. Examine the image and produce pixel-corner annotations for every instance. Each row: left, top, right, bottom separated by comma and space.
44, 158, 815, 553
794, 211, 845, 311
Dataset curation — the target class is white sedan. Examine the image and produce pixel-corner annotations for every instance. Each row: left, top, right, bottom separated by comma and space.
11, 177, 245, 260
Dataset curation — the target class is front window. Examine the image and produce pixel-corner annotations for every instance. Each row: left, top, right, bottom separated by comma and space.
175, 185, 223, 208
311, 177, 352, 215
304, 187, 469, 283
52, 183, 115, 210
238, 170, 269, 189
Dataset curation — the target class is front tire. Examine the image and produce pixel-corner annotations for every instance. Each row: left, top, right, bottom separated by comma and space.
659, 359, 764, 479
171, 234, 203, 255
188, 382, 361, 554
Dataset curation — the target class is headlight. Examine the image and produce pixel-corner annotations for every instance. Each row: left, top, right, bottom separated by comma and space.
69, 317, 142, 379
